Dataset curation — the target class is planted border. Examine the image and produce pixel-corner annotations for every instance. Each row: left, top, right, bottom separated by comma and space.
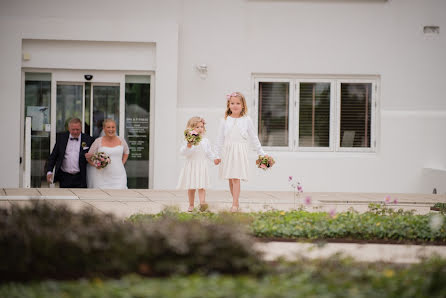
129, 206, 446, 243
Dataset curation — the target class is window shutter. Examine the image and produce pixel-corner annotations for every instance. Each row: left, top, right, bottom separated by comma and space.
299, 82, 331, 147
258, 82, 289, 147
340, 83, 372, 148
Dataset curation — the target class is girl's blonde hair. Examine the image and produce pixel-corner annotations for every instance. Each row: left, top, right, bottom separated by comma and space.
186, 116, 206, 133
225, 92, 248, 119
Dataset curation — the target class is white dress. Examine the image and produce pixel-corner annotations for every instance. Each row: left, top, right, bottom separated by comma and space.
214, 116, 266, 181
177, 138, 215, 190
87, 136, 129, 189
219, 123, 249, 181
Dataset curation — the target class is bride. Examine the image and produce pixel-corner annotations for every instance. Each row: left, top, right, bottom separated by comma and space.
86, 118, 129, 189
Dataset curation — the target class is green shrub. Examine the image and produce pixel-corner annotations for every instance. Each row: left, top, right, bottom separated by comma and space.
130, 207, 446, 243
431, 202, 446, 212
0, 202, 263, 281
1, 258, 446, 297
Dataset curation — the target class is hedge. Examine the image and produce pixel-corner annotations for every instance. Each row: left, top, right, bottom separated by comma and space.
1, 257, 445, 297
0, 202, 263, 281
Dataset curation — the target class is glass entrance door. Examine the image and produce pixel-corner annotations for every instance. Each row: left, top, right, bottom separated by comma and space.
56, 84, 83, 133
23, 71, 152, 189
24, 73, 51, 188
92, 85, 120, 138
55, 83, 120, 137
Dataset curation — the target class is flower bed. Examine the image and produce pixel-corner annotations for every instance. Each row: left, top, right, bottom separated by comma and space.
128, 205, 446, 244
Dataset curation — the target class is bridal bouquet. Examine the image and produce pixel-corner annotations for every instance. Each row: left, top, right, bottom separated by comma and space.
256, 155, 275, 170
184, 128, 202, 145
91, 152, 111, 169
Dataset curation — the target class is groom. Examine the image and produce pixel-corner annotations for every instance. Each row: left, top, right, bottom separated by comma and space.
46, 118, 95, 188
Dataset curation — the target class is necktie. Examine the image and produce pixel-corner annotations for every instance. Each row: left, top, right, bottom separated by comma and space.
70, 137, 79, 141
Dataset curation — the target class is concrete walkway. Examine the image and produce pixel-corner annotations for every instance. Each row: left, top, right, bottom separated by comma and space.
1, 188, 445, 217
255, 242, 446, 264
2, 188, 445, 264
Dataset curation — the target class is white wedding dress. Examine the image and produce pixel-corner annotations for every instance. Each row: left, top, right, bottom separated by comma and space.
87, 137, 128, 189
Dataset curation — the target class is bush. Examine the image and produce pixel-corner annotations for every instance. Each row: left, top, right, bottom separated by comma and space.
1, 257, 446, 297
129, 206, 446, 243
431, 202, 446, 212
0, 202, 263, 281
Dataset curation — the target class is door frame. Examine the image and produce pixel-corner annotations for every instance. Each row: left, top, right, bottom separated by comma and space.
21, 68, 155, 188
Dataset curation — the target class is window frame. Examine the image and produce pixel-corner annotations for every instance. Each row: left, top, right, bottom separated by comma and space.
253, 75, 378, 153
295, 79, 336, 152
253, 77, 295, 152
336, 79, 377, 153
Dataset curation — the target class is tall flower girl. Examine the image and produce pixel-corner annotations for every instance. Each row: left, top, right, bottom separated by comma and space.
214, 92, 267, 212
177, 117, 215, 212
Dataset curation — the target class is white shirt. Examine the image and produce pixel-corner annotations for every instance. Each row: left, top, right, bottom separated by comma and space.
214, 115, 266, 159
60, 134, 81, 174
180, 138, 216, 160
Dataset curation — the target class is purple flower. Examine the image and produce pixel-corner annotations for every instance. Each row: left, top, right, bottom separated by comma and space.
288, 176, 293, 182
393, 199, 398, 204
297, 185, 303, 192
385, 196, 391, 204
304, 196, 312, 205
329, 209, 336, 218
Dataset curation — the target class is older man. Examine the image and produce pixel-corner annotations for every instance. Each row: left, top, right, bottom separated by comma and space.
46, 118, 94, 188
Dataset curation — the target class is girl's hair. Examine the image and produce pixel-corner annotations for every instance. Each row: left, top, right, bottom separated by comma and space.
102, 118, 116, 127
225, 92, 247, 119
186, 116, 206, 133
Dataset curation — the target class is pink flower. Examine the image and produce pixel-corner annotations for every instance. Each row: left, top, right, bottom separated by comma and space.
385, 196, 391, 204
393, 199, 398, 204
288, 176, 293, 182
190, 130, 198, 135
329, 209, 336, 218
260, 164, 267, 168
297, 185, 303, 192
304, 196, 312, 205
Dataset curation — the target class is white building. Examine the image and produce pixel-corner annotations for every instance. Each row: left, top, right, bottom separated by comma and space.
0, 0, 445, 193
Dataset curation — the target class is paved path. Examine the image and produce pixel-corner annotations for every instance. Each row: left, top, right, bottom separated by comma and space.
255, 242, 446, 264
1, 188, 444, 217
2, 188, 445, 264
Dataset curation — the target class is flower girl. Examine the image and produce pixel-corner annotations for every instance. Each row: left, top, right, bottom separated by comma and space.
177, 117, 216, 212
214, 92, 267, 212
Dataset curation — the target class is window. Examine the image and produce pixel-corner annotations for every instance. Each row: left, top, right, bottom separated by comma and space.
298, 82, 331, 148
339, 82, 372, 149
258, 82, 290, 147
124, 75, 151, 189
254, 77, 377, 152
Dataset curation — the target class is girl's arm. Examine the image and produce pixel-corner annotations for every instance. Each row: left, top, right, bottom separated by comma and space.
179, 141, 197, 156
214, 119, 225, 159
247, 116, 266, 156
122, 154, 129, 165
202, 139, 216, 161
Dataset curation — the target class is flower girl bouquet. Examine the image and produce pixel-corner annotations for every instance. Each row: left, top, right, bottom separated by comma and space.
184, 128, 202, 145
256, 155, 275, 170
91, 152, 111, 169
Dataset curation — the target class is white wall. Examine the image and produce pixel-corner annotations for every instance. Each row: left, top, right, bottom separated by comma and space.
0, 0, 180, 188
177, 0, 446, 193
1, 0, 445, 193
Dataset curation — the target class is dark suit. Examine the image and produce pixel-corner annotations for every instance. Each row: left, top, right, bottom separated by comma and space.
47, 132, 94, 188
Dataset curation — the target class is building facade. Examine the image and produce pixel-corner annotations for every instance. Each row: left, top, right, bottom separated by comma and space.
0, 0, 445, 193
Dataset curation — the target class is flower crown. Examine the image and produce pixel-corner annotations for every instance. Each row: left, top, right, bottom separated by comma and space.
226, 92, 238, 100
